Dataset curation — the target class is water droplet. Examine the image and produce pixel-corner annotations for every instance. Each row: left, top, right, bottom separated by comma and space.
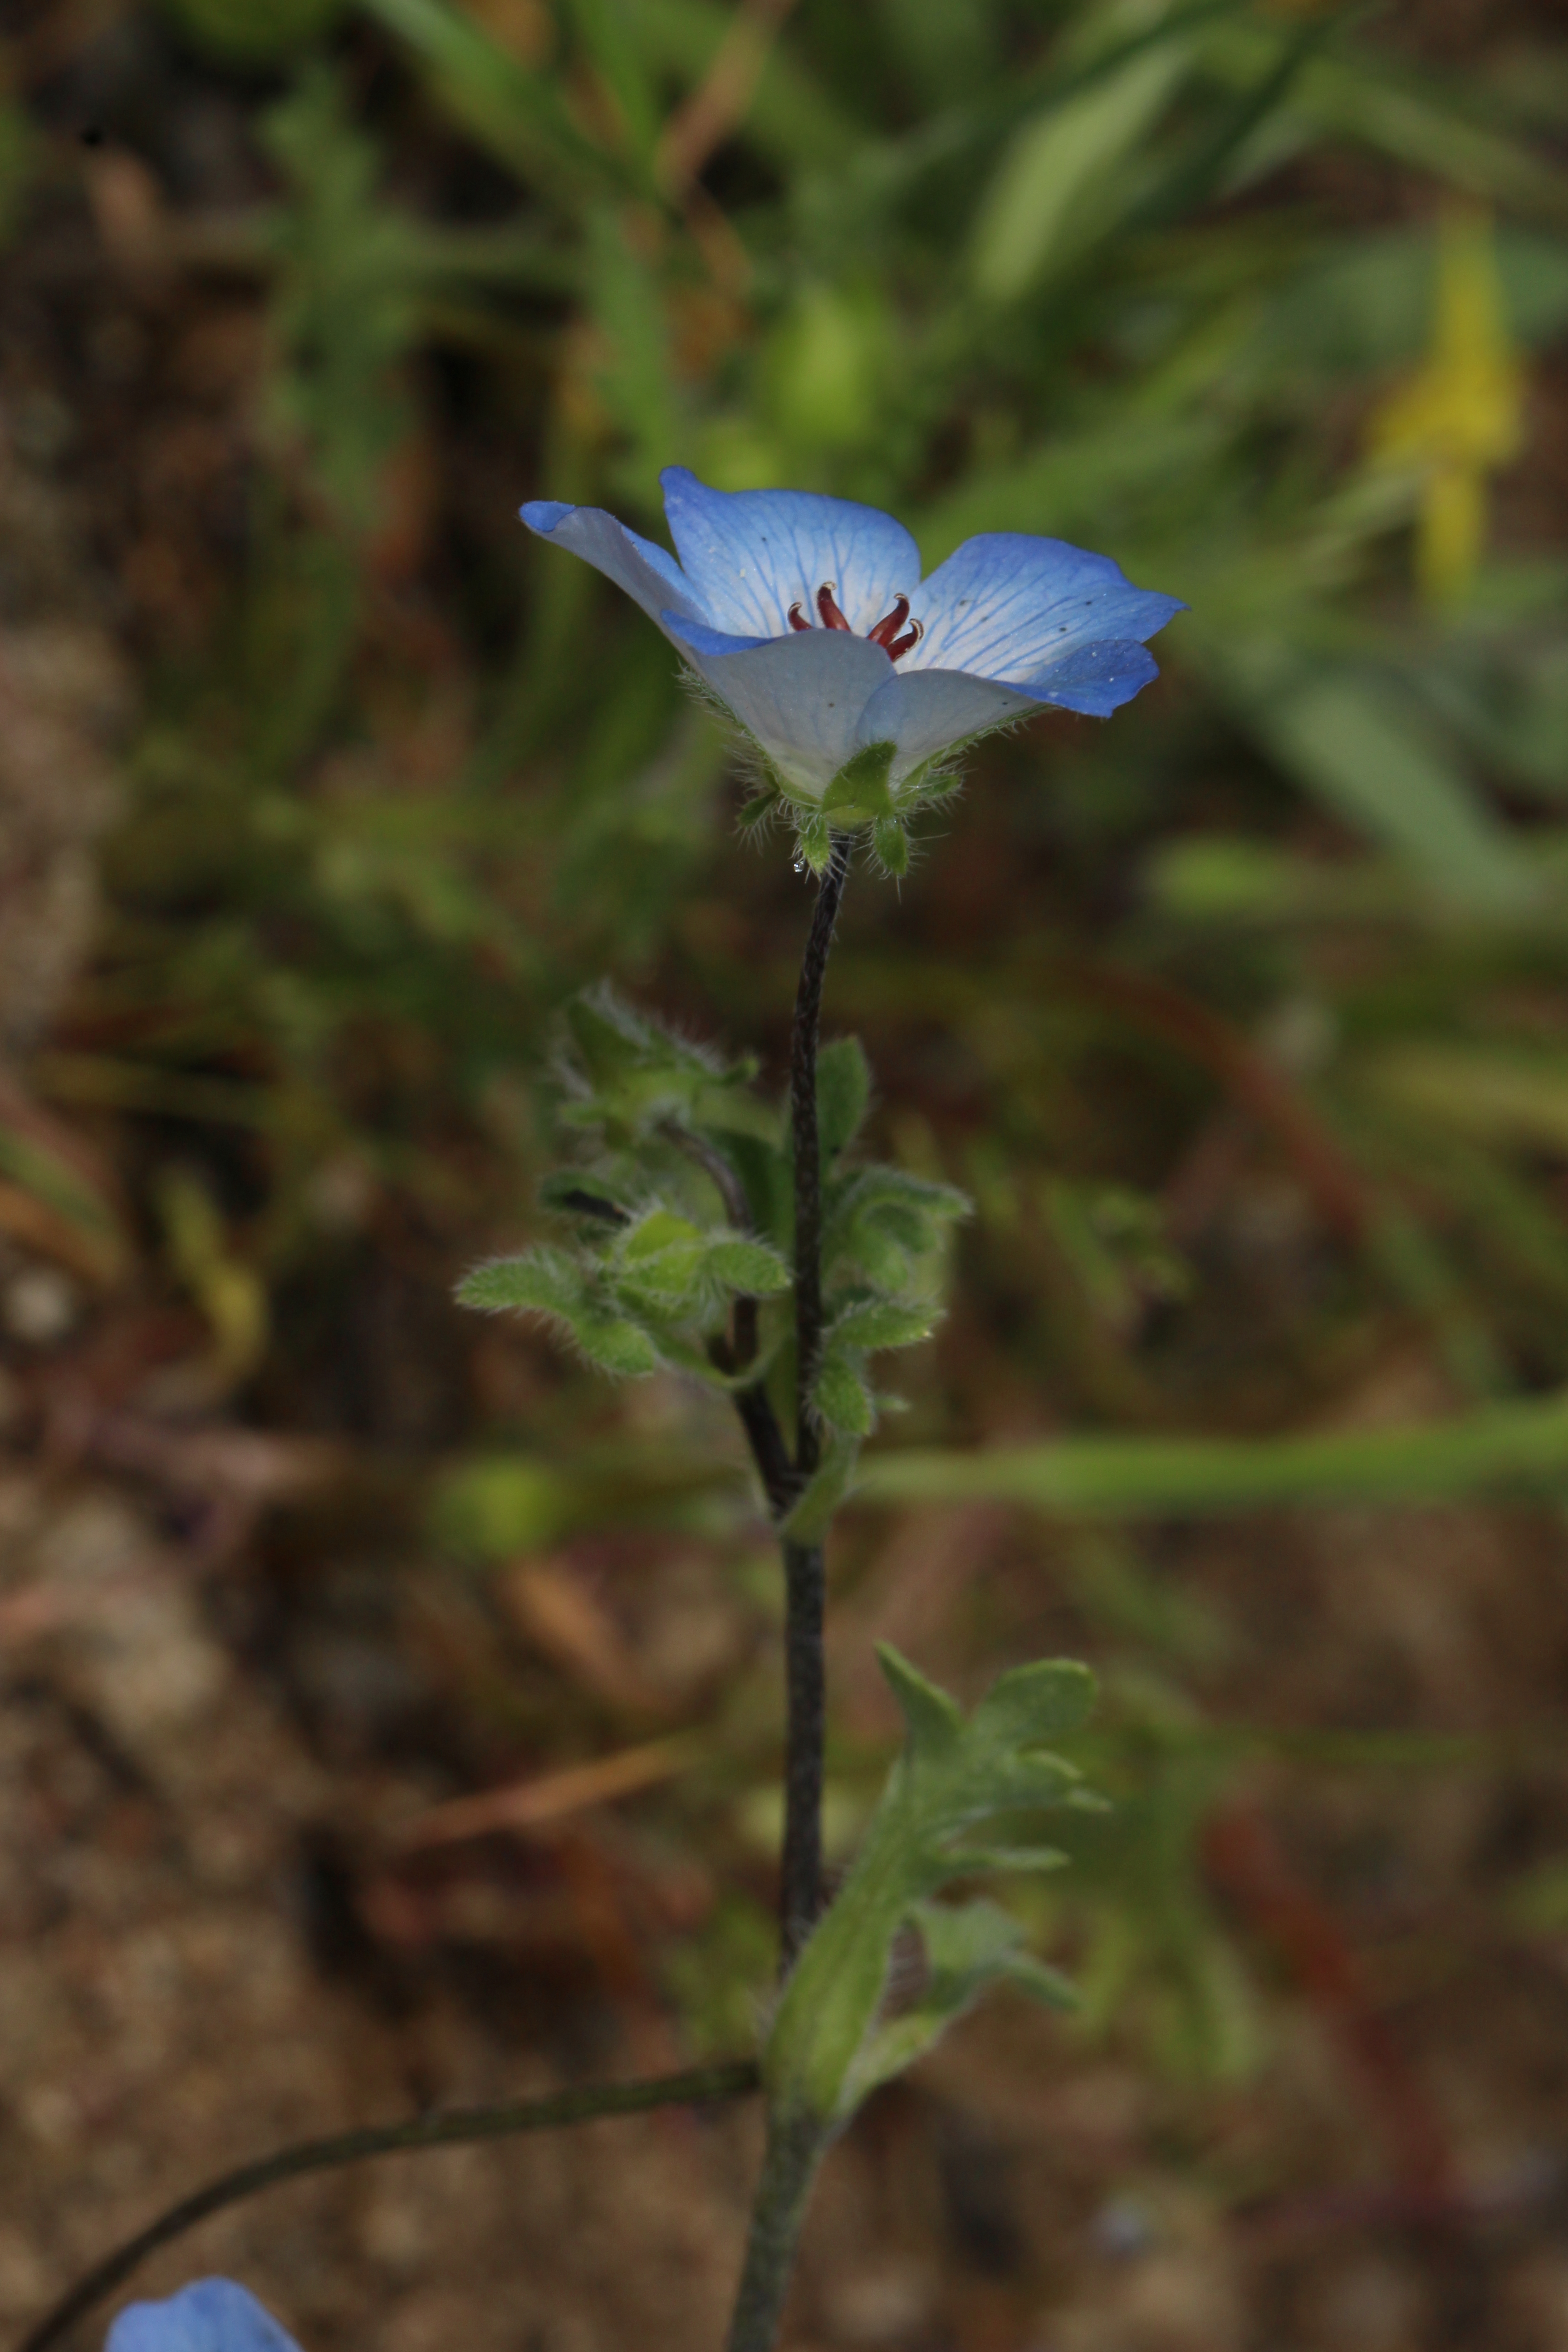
793, 858, 806, 874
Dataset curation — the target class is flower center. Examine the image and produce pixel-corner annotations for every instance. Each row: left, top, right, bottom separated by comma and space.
787, 583, 922, 661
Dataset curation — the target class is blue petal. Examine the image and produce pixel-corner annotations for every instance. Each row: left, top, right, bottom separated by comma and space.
662, 612, 774, 658
519, 501, 705, 633
856, 668, 1039, 785
661, 469, 921, 643
1027, 638, 1162, 717
107, 2282, 303, 2352
687, 631, 893, 799
909, 533, 1183, 683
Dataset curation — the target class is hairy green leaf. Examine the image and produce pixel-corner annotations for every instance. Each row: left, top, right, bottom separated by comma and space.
705, 1236, 793, 1294
813, 1352, 876, 1437
830, 1299, 936, 1352
766, 1647, 1096, 2128
817, 1037, 872, 1160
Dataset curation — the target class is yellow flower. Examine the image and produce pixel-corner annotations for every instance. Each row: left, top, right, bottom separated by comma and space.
1367, 205, 1525, 607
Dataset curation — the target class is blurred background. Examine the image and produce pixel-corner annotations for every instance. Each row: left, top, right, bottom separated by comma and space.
2, 0, 1568, 2345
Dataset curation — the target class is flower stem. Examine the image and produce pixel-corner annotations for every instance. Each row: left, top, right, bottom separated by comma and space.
779, 833, 852, 1965
19, 2062, 759, 2352
724, 2109, 829, 2352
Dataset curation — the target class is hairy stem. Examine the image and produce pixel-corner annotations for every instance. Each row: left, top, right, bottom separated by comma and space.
20, 2062, 759, 2352
791, 836, 852, 1469
779, 833, 852, 1963
724, 2110, 828, 2352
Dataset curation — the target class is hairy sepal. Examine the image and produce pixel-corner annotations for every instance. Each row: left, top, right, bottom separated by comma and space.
821, 740, 896, 824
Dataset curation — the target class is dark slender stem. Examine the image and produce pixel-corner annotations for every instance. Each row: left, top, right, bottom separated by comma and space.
658, 1118, 750, 1234
778, 1534, 826, 1964
724, 2109, 828, 2352
778, 835, 852, 1965
791, 837, 852, 1476
18, 2062, 759, 2352
734, 1381, 796, 1518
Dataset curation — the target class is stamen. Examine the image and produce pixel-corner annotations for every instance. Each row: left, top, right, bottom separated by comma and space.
886, 615, 922, 662
788, 602, 811, 632
816, 583, 851, 631
867, 595, 911, 650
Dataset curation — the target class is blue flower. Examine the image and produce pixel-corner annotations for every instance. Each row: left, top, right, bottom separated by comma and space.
522, 469, 1184, 808
107, 2282, 303, 2352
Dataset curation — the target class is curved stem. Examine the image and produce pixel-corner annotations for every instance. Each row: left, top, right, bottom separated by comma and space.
19, 2061, 759, 2352
779, 834, 852, 1964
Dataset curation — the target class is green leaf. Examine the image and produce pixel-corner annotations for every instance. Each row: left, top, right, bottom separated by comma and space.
944, 1846, 1071, 1876
564, 987, 662, 1089
1269, 40, 1568, 225
621, 1207, 704, 1260
830, 1299, 936, 1352
689, 1083, 784, 1144
813, 1352, 876, 1437
970, 43, 1188, 302
847, 1898, 1078, 2106
164, 0, 344, 63
877, 1646, 962, 1758
456, 1247, 583, 1315
838, 1219, 910, 1290
855, 1386, 1568, 1519
558, 985, 775, 1144
582, 203, 681, 498
817, 1037, 872, 1159
765, 1646, 1096, 2128
633, 0, 862, 170
457, 1247, 659, 1377
968, 1657, 1100, 1748
361, 0, 613, 198
705, 1236, 792, 1294
779, 1429, 862, 1543
562, 0, 661, 169
1254, 672, 1536, 908
572, 1313, 663, 1377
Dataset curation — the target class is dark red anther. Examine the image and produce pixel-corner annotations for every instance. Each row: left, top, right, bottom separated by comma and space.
867, 595, 911, 649
885, 615, 922, 661
815, 583, 852, 631
788, 602, 811, 632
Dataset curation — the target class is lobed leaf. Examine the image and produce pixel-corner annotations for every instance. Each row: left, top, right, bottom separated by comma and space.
765, 1646, 1097, 2129
457, 1249, 660, 1378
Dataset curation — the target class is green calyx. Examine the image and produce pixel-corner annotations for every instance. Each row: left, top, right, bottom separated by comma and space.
821, 740, 897, 823
763, 741, 970, 877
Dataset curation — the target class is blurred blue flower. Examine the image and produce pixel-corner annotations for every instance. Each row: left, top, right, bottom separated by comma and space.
107, 2282, 302, 2352
522, 469, 1183, 804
